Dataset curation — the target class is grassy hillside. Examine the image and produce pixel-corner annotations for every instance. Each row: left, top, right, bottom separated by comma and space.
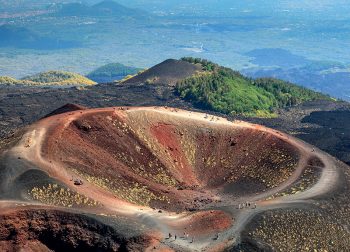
0, 76, 19, 85
0, 71, 96, 86
252, 78, 329, 107
176, 58, 331, 117
87, 63, 142, 82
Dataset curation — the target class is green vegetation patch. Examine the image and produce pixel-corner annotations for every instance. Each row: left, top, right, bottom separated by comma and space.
72, 169, 170, 206
22, 70, 96, 85
253, 77, 329, 107
28, 183, 99, 207
177, 57, 331, 117
0, 71, 96, 86
0, 76, 19, 85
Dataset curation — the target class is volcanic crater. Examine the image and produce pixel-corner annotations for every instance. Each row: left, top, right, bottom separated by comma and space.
0, 106, 343, 251
43, 107, 302, 209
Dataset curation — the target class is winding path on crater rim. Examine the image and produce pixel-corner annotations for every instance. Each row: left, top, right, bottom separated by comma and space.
0, 106, 340, 251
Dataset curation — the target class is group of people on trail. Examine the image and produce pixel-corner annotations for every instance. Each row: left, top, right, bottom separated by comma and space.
168, 233, 194, 243
238, 202, 256, 209
70, 176, 83, 185
168, 232, 221, 243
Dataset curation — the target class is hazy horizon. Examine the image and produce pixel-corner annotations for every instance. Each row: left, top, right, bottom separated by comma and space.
1, 0, 350, 99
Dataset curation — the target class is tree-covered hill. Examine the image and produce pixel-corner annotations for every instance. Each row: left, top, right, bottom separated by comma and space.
176, 58, 331, 117
87, 63, 142, 83
0, 71, 96, 86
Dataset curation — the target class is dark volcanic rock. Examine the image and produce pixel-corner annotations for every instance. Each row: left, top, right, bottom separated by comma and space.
43, 103, 87, 118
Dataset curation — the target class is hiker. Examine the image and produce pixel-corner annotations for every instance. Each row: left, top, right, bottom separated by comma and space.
214, 233, 219, 240
175, 235, 177, 240
74, 178, 83, 185
169, 233, 172, 238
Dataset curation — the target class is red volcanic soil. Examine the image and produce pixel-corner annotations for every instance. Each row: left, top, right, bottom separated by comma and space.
169, 210, 233, 237
150, 123, 199, 186
42, 107, 300, 211
1, 106, 339, 251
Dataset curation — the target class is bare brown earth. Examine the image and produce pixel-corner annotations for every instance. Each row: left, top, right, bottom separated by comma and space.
0, 106, 348, 251
123, 59, 202, 85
